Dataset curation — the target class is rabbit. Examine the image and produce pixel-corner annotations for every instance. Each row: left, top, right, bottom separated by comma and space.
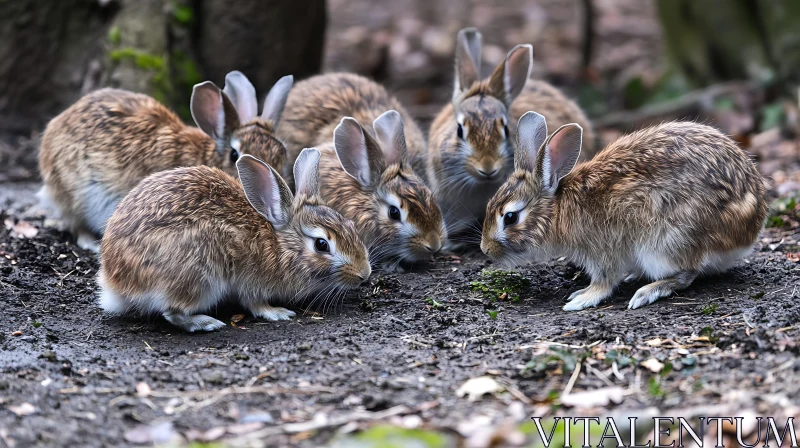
277, 73, 446, 266
38, 70, 293, 251
427, 27, 594, 242
97, 149, 371, 332
481, 112, 767, 311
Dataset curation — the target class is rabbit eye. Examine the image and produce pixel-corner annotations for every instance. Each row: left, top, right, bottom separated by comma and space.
503, 211, 519, 227
230, 148, 240, 163
456, 124, 464, 140
314, 238, 330, 253
503, 124, 510, 139
388, 205, 402, 221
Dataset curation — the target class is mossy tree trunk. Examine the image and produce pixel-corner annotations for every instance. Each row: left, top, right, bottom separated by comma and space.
0, 0, 326, 136
657, 0, 800, 90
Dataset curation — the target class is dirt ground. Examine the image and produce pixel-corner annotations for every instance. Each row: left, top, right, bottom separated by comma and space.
1, 181, 799, 447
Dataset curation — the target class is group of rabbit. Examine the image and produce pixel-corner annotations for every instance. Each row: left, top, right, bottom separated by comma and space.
37, 28, 767, 332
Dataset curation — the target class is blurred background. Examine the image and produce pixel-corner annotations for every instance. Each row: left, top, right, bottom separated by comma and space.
2, 0, 800, 203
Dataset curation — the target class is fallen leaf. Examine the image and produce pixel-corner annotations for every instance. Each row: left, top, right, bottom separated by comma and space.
641, 358, 664, 373
230, 314, 245, 323
185, 426, 226, 442
8, 402, 36, 416
11, 331, 22, 337
4, 219, 38, 239
135, 382, 151, 398
456, 376, 504, 401
787, 253, 800, 263
561, 387, 625, 408
645, 338, 662, 347
124, 422, 178, 445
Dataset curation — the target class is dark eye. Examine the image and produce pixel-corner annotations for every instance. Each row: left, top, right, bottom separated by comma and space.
503, 211, 518, 227
456, 123, 464, 140
230, 148, 240, 163
503, 124, 509, 139
314, 238, 330, 253
388, 205, 401, 221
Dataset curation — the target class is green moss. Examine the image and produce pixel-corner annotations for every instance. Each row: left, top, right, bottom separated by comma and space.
340, 425, 449, 448
470, 269, 530, 302
700, 303, 718, 315
107, 26, 121, 45
172, 1, 194, 25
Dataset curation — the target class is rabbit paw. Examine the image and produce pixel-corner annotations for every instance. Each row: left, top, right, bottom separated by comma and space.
563, 285, 613, 311
163, 312, 225, 332
628, 271, 698, 309
252, 305, 296, 321
76, 233, 101, 253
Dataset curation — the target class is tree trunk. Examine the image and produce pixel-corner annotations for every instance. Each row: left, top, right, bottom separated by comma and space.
0, 0, 327, 137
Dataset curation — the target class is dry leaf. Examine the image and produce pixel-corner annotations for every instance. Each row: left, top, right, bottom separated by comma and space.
641, 358, 664, 373
230, 314, 245, 323
456, 376, 504, 401
9, 402, 36, 416
645, 338, 663, 347
561, 387, 625, 408
124, 422, 178, 445
4, 219, 38, 239
135, 382, 151, 398
787, 253, 800, 263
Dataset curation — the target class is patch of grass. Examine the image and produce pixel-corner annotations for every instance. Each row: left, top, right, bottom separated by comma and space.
486, 310, 499, 320
750, 291, 765, 300
699, 326, 720, 343
648, 377, 665, 398
522, 346, 586, 375
766, 196, 798, 228
470, 269, 530, 302
425, 297, 445, 309
31, 322, 42, 328
339, 425, 449, 448
604, 349, 634, 367
700, 303, 718, 315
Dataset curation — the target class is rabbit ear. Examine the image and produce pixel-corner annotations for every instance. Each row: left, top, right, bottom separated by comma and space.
223, 71, 258, 123
334, 117, 385, 187
262, 75, 294, 126
488, 44, 533, 106
293, 148, 321, 198
538, 123, 583, 193
453, 28, 482, 99
236, 155, 293, 229
515, 111, 548, 172
372, 110, 407, 166
191, 81, 240, 153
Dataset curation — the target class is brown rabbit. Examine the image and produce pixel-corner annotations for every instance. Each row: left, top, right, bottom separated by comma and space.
278, 73, 445, 266
427, 28, 594, 241
481, 112, 767, 311
38, 71, 293, 251
98, 149, 371, 332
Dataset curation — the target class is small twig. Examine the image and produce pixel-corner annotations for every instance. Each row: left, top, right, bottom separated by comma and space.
237, 405, 412, 440
562, 360, 582, 397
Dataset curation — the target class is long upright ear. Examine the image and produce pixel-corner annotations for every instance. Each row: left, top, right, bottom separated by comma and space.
538, 123, 583, 193
261, 75, 294, 126
333, 117, 385, 188
293, 148, 321, 198
191, 81, 240, 153
453, 28, 482, 99
223, 71, 258, 123
487, 44, 533, 106
372, 110, 407, 166
515, 111, 548, 172
236, 155, 294, 229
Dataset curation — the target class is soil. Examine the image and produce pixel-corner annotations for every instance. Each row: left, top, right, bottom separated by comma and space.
1, 182, 799, 447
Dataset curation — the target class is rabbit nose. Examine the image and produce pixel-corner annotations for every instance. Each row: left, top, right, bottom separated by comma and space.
477, 168, 498, 178
358, 267, 372, 281
423, 233, 442, 253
